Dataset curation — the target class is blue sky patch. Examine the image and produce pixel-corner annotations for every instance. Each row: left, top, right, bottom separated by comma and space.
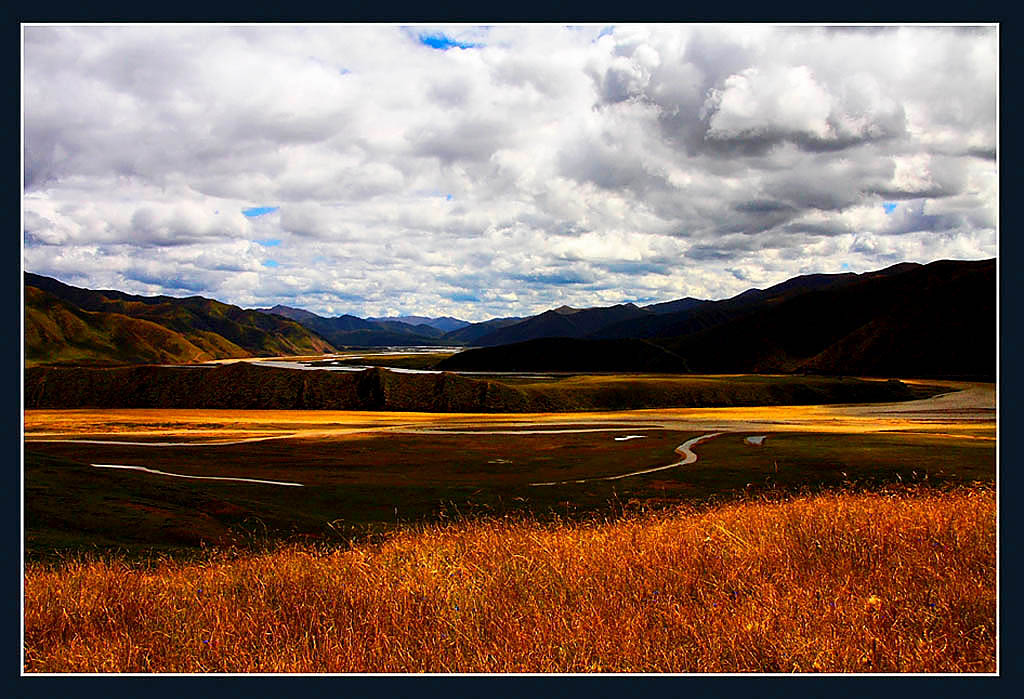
443, 291, 480, 303
263, 259, 279, 268
419, 33, 481, 50
242, 206, 279, 217
513, 271, 590, 285
882, 202, 897, 214
597, 26, 614, 40
256, 238, 281, 247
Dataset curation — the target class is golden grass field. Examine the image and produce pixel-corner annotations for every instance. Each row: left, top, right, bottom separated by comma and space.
24, 486, 995, 673
23, 379, 996, 673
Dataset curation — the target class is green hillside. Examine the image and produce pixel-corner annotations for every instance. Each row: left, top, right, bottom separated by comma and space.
25, 274, 336, 365
25, 286, 247, 366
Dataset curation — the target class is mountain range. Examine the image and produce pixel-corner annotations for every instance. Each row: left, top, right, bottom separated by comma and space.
254, 304, 452, 347
24, 257, 996, 378
366, 315, 470, 332
438, 258, 995, 378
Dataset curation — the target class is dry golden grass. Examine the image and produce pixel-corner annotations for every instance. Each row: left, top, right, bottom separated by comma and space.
22, 379, 994, 442
24, 487, 995, 673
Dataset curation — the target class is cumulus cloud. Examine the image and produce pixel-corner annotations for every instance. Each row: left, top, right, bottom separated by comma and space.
704, 65, 833, 140
23, 24, 997, 320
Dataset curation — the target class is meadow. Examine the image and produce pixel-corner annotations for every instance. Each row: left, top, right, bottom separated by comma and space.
24, 486, 995, 673
24, 424, 995, 555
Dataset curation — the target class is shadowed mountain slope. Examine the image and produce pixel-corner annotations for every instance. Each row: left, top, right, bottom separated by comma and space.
593, 265, 917, 342
440, 317, 526, 345
434, 258, 994, 378
367, 315, 470, 332
657, 258, 995, 378
473, 303, 652, 346
436, 337, 690, 373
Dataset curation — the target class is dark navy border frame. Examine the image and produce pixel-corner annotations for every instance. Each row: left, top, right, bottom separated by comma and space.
5, 7, 1019, 698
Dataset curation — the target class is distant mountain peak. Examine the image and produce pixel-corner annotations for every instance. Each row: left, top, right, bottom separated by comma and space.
367, 315, 470, 332
553, 305, 579, 314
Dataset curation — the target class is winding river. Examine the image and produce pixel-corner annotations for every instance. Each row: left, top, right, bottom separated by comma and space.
90, 463, 304, 487
529, 432, 724, 486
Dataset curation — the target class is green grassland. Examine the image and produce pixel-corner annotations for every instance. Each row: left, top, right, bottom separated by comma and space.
25, 427, 994, 558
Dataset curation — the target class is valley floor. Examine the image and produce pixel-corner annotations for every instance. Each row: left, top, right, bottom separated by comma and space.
23, 380, 995, 552
24, 380, 995, 442
22, 380, 997, 673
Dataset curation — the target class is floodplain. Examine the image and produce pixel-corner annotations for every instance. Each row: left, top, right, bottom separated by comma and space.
24, 379, 994, 553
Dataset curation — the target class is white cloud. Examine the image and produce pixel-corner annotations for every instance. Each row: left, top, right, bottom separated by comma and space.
23, 24, 997, 320
705, 65, 834, 140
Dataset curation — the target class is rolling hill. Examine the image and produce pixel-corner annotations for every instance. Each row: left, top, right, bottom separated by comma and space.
591, 265, 916, 342
25, 274, 335, 366
25, 286, 243, 366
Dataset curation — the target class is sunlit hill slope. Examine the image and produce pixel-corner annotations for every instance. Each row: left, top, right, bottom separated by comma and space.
24, 273, 335, 366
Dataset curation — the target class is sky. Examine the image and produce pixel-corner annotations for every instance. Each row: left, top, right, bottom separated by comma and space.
22, 24, 997, 322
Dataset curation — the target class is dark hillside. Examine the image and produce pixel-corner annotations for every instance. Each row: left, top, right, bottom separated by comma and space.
643, 297, 705, 315
474, 304, 651, 346
441, 317, 525, 345
661, 258, 995, 378
595, 262, 922, 342
797, 261, 996, 378
436, 337, 690, 373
